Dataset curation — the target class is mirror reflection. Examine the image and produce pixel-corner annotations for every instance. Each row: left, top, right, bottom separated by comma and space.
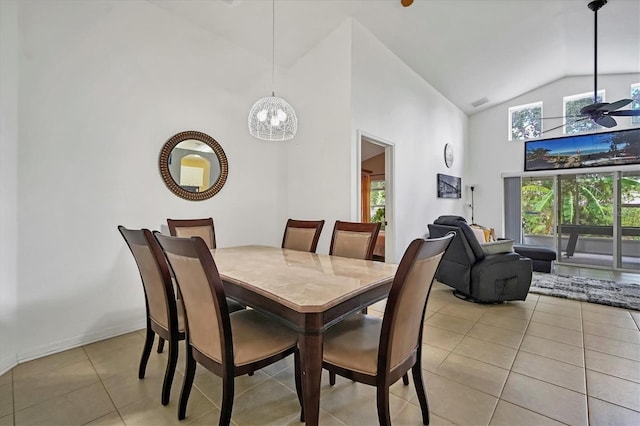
159, 131, 228, 201
169, 140, 221, 193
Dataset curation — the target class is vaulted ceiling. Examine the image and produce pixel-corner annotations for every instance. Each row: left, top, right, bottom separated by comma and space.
150, 0, 640, 115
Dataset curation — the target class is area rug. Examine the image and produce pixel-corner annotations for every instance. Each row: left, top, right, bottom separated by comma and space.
529, 272, 640, 311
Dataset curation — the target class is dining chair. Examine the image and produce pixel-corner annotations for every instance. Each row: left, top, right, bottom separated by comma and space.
117, 226, 185, 406
329, 220, 381, 261
329, 220, 382, 321
154, 233, 303, 424
321, 233, 454, 426
167, 217, 245, 314
281, 219, 325, 253
167, 217, 217, 249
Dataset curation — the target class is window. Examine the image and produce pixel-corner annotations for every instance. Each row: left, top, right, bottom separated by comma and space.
563, 91, 604, 134
508, 102, 542, 141
632, 83, 640, 125
370, 180, 385, 229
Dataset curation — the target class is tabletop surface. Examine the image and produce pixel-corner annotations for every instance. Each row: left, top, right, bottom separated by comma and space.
211, 245, 397, 313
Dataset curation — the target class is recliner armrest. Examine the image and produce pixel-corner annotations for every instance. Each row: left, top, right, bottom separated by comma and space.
479, 252, 523, 266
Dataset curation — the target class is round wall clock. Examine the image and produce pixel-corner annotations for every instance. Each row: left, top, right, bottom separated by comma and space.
444, 143, 454, 168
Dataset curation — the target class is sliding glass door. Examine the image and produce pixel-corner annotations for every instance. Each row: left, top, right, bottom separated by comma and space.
557, 173, 614, 268
513, 170, 640, 271
621, 170, 640, 271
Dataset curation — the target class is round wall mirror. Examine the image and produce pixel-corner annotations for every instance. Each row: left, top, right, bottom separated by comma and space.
159, 131, 228, 201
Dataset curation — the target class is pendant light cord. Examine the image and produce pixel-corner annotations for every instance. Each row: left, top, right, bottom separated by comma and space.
272, 0, 275, 97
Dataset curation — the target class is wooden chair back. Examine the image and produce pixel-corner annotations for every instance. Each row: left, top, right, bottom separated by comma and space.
167, 218, 216, 249
379, 234, 454, 378
154, 233, 231, 367
118, 226, 177, 333
281, 219, 325, 253
329, 220, 381, 260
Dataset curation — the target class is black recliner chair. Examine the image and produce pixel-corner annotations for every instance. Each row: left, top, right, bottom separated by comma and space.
428, 215, 532, 303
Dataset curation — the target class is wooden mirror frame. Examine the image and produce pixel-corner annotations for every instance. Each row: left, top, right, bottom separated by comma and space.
159, 131, 229, 201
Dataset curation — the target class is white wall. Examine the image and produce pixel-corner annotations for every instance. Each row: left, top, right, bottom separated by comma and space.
468, 73, 640, 235
0, 0, 19, 374
351, 22, 468, 261
286, 21, 354, 254
15, 0, 285, 361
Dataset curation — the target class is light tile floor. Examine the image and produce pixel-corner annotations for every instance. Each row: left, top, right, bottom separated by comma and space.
1, 270, 639, 425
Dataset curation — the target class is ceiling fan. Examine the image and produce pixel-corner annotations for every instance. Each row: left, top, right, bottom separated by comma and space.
543, 0, 640, 133
580, 0, 640, 127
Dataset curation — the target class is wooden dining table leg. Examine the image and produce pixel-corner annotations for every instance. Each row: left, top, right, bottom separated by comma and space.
298, 331, 323, 426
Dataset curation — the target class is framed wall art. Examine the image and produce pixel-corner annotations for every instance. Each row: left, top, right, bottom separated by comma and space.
437, 173, 461, 198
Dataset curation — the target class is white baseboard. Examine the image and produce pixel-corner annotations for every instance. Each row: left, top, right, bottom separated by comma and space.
17, 319, 146, 364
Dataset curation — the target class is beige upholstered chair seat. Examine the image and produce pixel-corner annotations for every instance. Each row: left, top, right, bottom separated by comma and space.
323, 314, 382, 375
230, 310, 298, 366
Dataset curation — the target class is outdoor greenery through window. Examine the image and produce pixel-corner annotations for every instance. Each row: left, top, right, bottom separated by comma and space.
563, 91, 604, 134
509, 102, 542, 141
559, 174, 613, 227
632, 83, 640, 125
522, 177, 554, 236
522, 173, 640, 240
622, 171, 640, 231
370, 180, 385, 229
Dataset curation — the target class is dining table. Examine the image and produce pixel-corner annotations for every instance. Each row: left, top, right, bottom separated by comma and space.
210, 245, 398, 426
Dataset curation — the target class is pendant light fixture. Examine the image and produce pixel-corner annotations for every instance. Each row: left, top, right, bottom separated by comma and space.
248, 0, 297, 141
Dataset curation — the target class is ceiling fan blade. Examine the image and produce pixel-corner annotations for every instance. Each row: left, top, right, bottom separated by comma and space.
609, 109, 640, 116
580, 103, 607, 114
595, 115, 617, 128
601, 99, 632, 111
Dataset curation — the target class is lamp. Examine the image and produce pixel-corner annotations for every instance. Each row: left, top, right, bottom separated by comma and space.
248, 0, 297, 141
468, 185, 476, 224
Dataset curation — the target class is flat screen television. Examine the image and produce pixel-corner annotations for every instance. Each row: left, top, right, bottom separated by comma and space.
524, 127, 640, 171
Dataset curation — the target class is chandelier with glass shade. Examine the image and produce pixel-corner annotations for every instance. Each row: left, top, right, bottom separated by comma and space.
248, 0, 297, 141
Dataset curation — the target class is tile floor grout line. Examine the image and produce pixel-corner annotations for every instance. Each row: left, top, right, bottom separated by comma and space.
581, 332, 640, 347
495, 295, 537, 399
11, 368, 103, 416
587, 394, 640, 415
516, 345, 585, 368
584, 365, 640, 385
430, 298, 485, 370
581, 302, 593, 426
498, 399, 576, 425
11, 370, 15, 426
81, 345, 126, 426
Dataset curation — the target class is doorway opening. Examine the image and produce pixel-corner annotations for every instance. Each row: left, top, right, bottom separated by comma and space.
359, 133, 394, 262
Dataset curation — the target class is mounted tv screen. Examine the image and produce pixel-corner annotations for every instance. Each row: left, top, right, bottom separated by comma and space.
524, 127, 640, 171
